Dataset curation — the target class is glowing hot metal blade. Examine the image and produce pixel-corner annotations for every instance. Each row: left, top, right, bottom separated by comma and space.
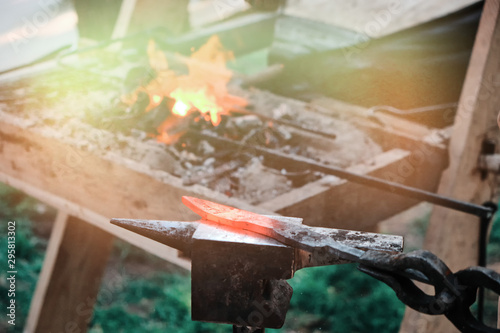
182, 196, 366, 263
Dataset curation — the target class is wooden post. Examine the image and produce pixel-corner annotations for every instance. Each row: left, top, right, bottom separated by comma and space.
400, 1, 500, 332
111, 0, 137, 40
25, 212, 114, 333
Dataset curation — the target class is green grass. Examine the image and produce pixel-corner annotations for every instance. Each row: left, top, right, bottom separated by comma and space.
270, 264, 405, 333
483, 210, 500, 327
488, 211, 500, 263
88, 241, 228, 333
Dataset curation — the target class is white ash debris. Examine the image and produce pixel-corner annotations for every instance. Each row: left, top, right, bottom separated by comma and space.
231, 157, 292, 204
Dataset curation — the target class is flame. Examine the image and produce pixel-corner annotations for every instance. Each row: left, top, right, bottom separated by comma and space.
152, 94, 162, 105
170, 86, 225, 125
171, 97, 191, 117
167, 35, 246, 127
124, 36, 247, 143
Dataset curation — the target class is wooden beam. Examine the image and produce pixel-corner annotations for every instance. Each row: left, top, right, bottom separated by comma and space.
111, 0, 137, 40
25, 213, 113, 333
25, 211, 69, 333
400, 1, 500, 332
0, 171, 192, 270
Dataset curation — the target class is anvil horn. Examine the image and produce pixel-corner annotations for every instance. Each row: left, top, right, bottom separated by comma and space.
111, 218, 199, 254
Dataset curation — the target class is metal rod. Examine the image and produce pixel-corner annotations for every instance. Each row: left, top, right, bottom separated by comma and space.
192, 130, 494, 218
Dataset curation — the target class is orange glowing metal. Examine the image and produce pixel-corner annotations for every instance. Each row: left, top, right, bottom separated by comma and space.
182, 196, 366, 263
182, 196, 287, 243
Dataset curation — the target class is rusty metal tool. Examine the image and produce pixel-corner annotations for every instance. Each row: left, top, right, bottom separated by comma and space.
111, 197, 500, 332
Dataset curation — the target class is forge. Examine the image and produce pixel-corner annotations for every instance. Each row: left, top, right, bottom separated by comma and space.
0, 40, 448, 330
0, 39, 448, 234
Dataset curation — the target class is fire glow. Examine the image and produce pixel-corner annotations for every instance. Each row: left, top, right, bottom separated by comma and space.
125, 36, 247, 143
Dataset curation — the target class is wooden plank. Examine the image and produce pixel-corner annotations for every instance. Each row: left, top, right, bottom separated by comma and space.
25, 214, 113, 333
260, 148, 444, 231
25, 211, 69, 333
110, 0, 137, 40
400, 1, 500, 332
0, 171, 191, 270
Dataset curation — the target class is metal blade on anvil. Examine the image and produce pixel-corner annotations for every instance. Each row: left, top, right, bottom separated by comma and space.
182, 196, 370, 263
110, 216, 402, 267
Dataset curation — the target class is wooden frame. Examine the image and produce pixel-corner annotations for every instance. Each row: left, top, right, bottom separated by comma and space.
400, 1, 500, 332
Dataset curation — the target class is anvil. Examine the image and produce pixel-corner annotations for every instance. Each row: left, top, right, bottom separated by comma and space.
111, 197, 403, 330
